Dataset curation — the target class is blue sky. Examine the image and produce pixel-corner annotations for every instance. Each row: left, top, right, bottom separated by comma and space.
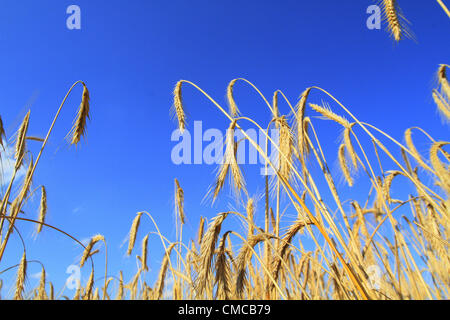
0, 0, 449, 297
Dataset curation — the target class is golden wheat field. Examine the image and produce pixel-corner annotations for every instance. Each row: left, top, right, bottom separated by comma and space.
0, 1, 449, 301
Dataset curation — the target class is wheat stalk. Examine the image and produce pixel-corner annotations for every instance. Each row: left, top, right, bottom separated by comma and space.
437, 0, 450, 18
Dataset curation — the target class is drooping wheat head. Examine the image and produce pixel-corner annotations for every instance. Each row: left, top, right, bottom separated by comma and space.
173, 81, 186, 132
227, 79, 240, 117
70, 83, 90, 145
127, 212, 143, 256
37, 186, 47, 234
141, 234, 149, 272
14, 111, 30, 169
80, 234, 104, 267
14, 252, 27, 300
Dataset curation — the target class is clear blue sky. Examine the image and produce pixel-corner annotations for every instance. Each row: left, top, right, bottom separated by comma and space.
0, 0, 448, 297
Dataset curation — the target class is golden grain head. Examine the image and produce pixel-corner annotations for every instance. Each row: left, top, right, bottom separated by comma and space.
212, 121, 245, 201
0, 115, 5, 149
14, 252, 27, 300
154, 242, 176, 300
430, 141, 450, 192
173, 81, 186, 132
309, 103, 351, 129
116, 271, 124, 300
14, 111, 30, 169
382, 0, 402, 41
227, 79, 240, 117
433, 90, 450, 122
141, 234, 149, 272
38, 267, 46, 300
338, 144, 353, 187
127, 212, 143, 256
19, 158, 34, 201
296, 88, 311, 158
276, 116, 294, 182
175, 178, 185, 225
80, 234, 104, 267
70, 84, 90, 145
197, 216, 205, 245
196, 212, 228, 295
84, 270, 94, 299
272, 91, 280, 119
438, 64, 447, 83
37, 186, 47, 234
246, 198, 255, 229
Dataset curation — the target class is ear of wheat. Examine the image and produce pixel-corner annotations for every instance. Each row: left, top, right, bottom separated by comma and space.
0, 115, 5, 149
276, 116, 294, 182
437, 65, 450, 99
212, 121, 245, 201
310, 103, 351, 128
70, 84, 90, 145
14, 111, 30, 169
175, 179, 185, 225
154, 242, 176, 300
37, 186, 47, 234
296, 88, 311, 159
14, 252, 27, 300
381, 0, 412, 42
272, 91, 280, 119
127, 212, 143, 256
141, 234, 149, 272
338, 144, 353, 187
196, 212, 228, 296
433, 90, 450, 122
173, 81, 186, 132
80, 234, 104, 267
227, 79, 240, 117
